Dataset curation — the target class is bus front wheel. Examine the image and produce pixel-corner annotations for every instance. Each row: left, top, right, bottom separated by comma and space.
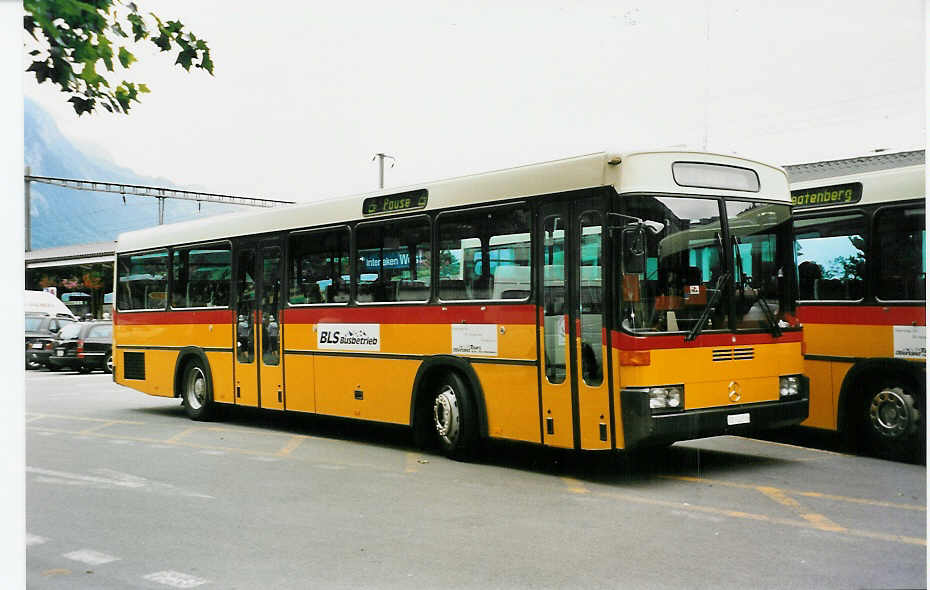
862, 384, 924, 463
182, 360, 214, 421
431, 372, 478, 461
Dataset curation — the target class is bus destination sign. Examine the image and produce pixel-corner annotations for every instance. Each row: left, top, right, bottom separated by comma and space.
363, 189, 428, 216
791, 182, 862, 209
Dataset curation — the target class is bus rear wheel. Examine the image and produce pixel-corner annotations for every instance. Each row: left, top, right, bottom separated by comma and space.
430, 372, 478, 461
182, 360, 215, 421
862, 384, 924, 463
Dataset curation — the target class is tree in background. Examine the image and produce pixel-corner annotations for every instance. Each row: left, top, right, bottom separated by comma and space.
24, 0, 213, 116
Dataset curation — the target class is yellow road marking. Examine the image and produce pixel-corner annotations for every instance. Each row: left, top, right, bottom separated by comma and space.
276, 436, 305, 456
165, 427, 199, 443
41, 569, 71, 577
562, 477, 591, 494
25, 414, 46, 423
405, 453, 420, 473
661, 475, 925, 512
78, 421, 117, 435
27, 413, 144, 425
756, 486, 846, 532
598, 490, 925, 547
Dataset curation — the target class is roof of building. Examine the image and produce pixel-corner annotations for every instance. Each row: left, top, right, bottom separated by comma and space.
784, 150, 925, 183
25, 241, 115, 269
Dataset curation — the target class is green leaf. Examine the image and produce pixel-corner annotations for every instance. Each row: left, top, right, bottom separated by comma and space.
138, 82, 150, 93
118, 46, 136, 68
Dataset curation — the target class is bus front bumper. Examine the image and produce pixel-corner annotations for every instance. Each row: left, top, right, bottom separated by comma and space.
620, 381, 809, 450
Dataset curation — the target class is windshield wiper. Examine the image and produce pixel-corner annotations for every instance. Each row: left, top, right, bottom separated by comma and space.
732, 235, 781, 338
685, 271, 730, 342
752, 291, 782, 337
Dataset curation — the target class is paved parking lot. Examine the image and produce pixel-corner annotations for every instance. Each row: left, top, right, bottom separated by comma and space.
26, 370, 926, 589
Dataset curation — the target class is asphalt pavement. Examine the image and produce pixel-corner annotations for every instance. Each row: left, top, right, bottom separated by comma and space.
25, 369, 927, 589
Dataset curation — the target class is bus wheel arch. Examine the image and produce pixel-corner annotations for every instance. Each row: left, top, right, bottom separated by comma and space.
410, 356, 487, 460
838, 358, 924, 462
174, 347, 216, 421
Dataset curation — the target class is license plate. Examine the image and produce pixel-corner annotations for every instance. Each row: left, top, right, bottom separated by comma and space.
56, 350, 63, 357
31, 342, 43, 349
727, 412, 750, 426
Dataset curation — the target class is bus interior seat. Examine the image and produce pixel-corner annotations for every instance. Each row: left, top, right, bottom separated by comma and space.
397, 280, 429, 301
470, 275, 492, 299
439, 279, 468, 300
305, 283, 322, 303
686, 266, 702, 285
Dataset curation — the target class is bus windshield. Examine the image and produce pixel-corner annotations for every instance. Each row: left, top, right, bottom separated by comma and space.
616, 194, 796, 335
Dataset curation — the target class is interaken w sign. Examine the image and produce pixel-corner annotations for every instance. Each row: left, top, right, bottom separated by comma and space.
790, 182, 862, 209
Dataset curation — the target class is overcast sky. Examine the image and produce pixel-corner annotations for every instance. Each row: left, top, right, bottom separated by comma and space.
23, 1, 926, 204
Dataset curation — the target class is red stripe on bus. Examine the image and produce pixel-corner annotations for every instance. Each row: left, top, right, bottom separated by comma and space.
797, 305, 925, 326
114, 309, 234, 325
610, 329, 802, 351
281, 304, 537, 325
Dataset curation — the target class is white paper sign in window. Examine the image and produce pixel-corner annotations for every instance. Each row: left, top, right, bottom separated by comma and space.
317, 323, 380, 351
451, 324, 498, 356
893, 326, 926, 360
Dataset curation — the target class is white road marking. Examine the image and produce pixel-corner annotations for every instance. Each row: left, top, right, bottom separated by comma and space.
108, 439, 135, 445
34, 431, 56, 437
26, 534, 48, 546
197, 450, 226, 456
63, 549, 119, 565
143, 570, 210, 588
27, 466, 214, 499
249, 456, 280, 462
149, 444, 175, 449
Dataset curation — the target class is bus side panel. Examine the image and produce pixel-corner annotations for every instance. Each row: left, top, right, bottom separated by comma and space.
474, 363, 540, 443
284, 355, 316, 413
803, 323, 891, 358
314, 356, 416, 424
800, 359, 835, 430
205, 351, 235, 404
117, 348, 178, 397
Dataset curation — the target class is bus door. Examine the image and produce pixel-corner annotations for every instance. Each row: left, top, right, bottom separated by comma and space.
538, 195, 612, 450
233, 238, 285, 409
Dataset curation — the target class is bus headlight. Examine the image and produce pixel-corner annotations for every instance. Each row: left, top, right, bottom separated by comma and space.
649, 386, 684, 412
779, 375, 800, 398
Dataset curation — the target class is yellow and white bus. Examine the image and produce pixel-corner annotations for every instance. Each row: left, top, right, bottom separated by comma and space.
113, 151, 808, 459
787, 150, 925, 462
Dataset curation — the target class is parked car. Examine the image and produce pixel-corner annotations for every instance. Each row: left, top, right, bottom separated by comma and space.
25, 312, 77, 370
48, 320, 113, 374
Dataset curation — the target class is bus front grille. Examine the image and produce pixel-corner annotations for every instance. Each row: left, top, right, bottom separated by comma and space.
712, 347, 755, 362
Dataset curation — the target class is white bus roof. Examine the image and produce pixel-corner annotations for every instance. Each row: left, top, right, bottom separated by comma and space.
786, 150, 925, 207
117, 150, 790, 254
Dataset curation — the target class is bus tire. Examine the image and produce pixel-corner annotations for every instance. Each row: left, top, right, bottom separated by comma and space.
430, 372, 478, 461
861, 382, 924, 463
182, 359, 215, 421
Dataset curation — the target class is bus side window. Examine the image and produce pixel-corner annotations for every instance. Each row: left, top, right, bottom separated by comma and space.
794, 213, 866, 302
874, 206, 926, 301
438, 204, 531, 301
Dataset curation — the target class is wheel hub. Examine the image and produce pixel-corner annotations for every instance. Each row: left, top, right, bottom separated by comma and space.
433, 386, 460, 443
869, 387, 919, 439
187, 368, 206, 410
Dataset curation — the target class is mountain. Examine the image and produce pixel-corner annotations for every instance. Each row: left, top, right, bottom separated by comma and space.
24, 98, 241, 249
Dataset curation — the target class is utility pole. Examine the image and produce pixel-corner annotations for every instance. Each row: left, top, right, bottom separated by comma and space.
372, 153, 396, 189
157, 197, 165, 225
24, 166, 31, 252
